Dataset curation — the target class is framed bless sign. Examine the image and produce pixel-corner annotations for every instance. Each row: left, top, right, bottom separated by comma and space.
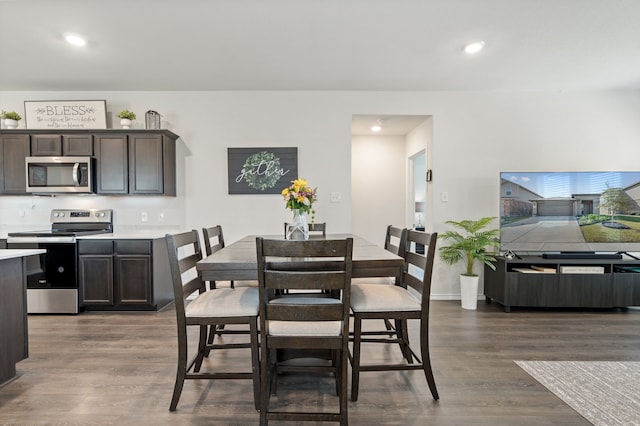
24, 100, 108, 129
227, 147, 298, 194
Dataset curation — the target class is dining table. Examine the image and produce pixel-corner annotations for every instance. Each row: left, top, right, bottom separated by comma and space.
196, 234, 403, 282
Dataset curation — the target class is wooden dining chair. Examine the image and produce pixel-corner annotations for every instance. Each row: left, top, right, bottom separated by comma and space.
165, 230, 260, 411
256, 237, 353, 425
202, 225, 257, 350
283, 221, 327, 238
349, 229, 439, 402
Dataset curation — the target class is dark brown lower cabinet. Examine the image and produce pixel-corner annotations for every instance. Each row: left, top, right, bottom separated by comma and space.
78, 238, 173, 311
0, 256, 29, 386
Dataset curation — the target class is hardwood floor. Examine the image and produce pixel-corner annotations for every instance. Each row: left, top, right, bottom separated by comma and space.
1, 300, 639, 425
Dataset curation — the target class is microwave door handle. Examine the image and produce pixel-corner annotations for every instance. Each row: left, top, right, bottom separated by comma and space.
72, 162, 80, 186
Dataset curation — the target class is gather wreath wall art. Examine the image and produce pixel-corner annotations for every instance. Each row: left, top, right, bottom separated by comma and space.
227, 147, 298, 194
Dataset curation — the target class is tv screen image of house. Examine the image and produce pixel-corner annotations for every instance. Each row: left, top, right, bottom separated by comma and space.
500, 171, 640, 253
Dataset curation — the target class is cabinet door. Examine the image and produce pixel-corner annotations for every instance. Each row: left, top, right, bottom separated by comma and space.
63, 134, 93, 156
0, 257, 29, 366
94, 134, 128, 194
115, 255, 152, 305
30, 134, 62, 155
128, 133, 163, 194
0, 134, 30, 194
79, 255, 114, 305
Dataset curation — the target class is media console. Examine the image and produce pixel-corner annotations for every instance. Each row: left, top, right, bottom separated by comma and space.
484, 255, 640, 312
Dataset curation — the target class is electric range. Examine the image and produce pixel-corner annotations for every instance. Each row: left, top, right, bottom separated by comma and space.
7, 209, 113, 314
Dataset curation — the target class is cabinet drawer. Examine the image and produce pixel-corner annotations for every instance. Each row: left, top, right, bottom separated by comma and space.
115, 240, 151, 254
78, 240, 114, 254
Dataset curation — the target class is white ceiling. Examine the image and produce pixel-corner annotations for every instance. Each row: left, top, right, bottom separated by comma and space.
1, 0, 640, 93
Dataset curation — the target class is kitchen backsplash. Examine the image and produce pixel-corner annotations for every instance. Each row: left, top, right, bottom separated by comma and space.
0, 195, 184, 234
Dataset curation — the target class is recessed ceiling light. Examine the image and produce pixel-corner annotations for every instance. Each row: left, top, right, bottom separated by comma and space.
463, 41, 485, 54
64, 33, 87, 47
371, 125, 382, 132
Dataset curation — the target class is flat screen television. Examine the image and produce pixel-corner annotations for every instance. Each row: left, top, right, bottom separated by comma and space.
499, 171, 640, 255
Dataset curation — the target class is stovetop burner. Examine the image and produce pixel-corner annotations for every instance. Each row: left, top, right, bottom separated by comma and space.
8, 209, 113, 239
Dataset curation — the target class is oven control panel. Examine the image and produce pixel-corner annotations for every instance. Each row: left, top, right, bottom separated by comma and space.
50, 209, 113, 223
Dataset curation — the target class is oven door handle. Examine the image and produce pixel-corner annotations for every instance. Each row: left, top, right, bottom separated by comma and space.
72, 162, 80, 186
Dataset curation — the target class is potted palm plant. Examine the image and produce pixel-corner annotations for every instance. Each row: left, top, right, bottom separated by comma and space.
1, 110, 22, 129
439, 217, 500, 310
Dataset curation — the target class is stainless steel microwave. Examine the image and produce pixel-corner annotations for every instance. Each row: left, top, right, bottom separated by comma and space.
25, 156, 95, 194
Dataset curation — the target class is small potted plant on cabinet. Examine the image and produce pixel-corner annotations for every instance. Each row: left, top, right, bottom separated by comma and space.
117, 109, 136, 129
439, 216, 500, 310
1, 110, 22, 129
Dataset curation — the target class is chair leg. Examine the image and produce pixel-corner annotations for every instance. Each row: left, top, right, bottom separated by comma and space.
193, 325, 207, 372
250, 318, 261, 411
395, 319, 414, 363
169, 327, 188, 411
169, 364, 186, 411
383, 318, 394, 331
350, 316, 363, 402
420, 328, 439, 400
333, 349, 340, 396
339, 347, 349, 426
260, 338, 270, 425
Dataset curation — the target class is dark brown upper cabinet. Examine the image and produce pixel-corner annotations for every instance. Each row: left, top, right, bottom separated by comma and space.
0, 133, 30, 194
1, 129, 178, 196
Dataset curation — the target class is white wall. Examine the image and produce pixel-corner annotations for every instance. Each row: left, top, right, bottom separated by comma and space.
2, 89, 640, 298
351, 135, 406, 246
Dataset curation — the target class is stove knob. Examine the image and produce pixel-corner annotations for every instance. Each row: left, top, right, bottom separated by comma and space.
53, 212, 60, 218
59, 212, 65, 217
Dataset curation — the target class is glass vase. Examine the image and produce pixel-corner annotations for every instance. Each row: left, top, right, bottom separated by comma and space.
286, 209, 309, 240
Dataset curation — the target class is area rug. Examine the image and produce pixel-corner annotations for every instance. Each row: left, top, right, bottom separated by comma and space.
515, 361, 640, 426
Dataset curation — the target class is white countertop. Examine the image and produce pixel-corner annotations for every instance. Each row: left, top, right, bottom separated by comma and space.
0, 249, 46, 260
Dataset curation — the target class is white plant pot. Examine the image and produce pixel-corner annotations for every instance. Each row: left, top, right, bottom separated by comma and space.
460, 275, 479, 310
120, 118, 132, 129
3, 118, 18, 129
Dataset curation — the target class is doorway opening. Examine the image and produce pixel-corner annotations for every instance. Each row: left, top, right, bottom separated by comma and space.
351, 115, 431, 246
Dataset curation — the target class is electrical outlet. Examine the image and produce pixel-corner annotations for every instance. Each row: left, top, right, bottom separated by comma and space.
441, 192, 449, 202
158, 212, 164, 222
141, 211, 148, 222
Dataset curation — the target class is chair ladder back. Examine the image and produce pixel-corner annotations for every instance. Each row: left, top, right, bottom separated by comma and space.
202, 225, 225, 256
166, 230, 205, 313
266, 301, 345, 322
283, 222, 327, 238
403, 229, 438, 304
265, 269, 347, 291
308, 222, 327, 236
257, 237, 353, 321
384, 225, 407, 256
262, 238, 350, 258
